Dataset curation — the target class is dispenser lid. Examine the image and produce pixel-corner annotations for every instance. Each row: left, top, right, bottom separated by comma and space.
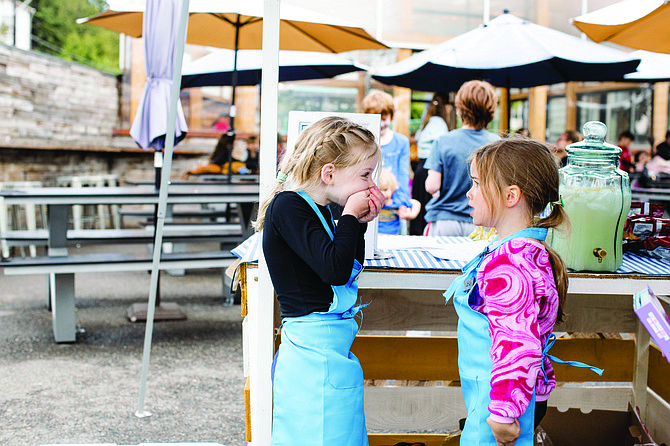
566, 121, 622, 155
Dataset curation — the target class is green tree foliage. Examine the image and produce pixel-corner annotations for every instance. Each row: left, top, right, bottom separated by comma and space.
32, 0, 120, 73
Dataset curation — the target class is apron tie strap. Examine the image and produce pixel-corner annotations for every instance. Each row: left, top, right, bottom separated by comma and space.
541, 334, 604, 385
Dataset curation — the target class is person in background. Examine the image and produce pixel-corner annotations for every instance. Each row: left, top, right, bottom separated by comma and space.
654, 130, 670, 161
634, 150, 651, 173
182, 133, 243, 178
617, 130, 635, 172
516, 128, 530, 138
244, 135, 260, 174
553, 130, 582, 167
362, 91, 413, 223
256, 116, 384, 446
423, 80, 500, 236
212, 115, 230, 133
444, 138, 602, 446
378, 168, 421, 235
411, 92, 451, 235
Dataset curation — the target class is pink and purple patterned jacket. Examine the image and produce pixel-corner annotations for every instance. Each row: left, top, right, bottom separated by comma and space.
472, 237, 559, 424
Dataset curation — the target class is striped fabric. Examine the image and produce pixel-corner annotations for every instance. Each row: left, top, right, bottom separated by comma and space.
231, 233, 669, 275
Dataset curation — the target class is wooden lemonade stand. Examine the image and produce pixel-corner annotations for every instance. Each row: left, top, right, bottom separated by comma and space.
238, 234, 670, 445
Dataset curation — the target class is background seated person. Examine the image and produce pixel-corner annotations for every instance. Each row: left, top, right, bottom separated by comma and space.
244, 135, 260, 174
182, 133, 245, 178
378, 168, 420, 235
553, 130, 582, 167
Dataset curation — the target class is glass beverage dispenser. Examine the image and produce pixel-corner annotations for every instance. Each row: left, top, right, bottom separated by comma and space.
551, 121, 631, 272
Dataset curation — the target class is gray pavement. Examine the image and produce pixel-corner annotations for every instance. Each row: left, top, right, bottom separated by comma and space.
0, 244, 246, 446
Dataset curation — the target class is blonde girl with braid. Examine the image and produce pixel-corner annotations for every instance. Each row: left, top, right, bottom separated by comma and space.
257, 116, 384, 446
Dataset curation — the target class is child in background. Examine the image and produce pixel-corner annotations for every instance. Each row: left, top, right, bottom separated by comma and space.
378, 168, 420, 235
444, 138, 602, 446
617, 130, 635, 172
362, 91, 413, 222
255, 116, 385, 446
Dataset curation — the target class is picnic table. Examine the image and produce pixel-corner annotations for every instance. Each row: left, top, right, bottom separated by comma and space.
0, 184, 259, 342
236, 235, 670, 445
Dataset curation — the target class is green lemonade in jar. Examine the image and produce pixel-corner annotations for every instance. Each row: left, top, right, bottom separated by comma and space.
551, 121, 631, 272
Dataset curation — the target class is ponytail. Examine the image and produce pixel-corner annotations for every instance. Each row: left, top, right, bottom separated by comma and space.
536, 203, 570, 324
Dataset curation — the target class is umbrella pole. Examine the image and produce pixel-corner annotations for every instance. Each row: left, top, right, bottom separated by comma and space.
226, 15, 242, 185
506, 78, 511, 134
135, 0, 190, 419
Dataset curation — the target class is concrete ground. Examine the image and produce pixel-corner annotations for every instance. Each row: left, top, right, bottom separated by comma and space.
0, 243, 246, 446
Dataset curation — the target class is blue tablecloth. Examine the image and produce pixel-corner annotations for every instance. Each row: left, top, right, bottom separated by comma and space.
232, 233, 670, 276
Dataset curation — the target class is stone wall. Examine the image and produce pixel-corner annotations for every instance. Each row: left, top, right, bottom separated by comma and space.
0, 43, 118, 149
0, 43, 214, 183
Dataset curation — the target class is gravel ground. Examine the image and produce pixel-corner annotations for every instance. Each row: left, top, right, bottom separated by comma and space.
0, 244, 246, 446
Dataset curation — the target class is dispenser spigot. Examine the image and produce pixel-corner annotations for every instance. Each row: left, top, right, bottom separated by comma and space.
593, 248, 607, 263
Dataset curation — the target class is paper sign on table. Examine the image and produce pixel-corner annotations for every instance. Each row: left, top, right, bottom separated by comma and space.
634, 285, 670, 362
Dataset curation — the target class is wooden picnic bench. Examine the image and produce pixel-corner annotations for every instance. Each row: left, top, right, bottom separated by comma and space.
1, 249, 238, 343
0, 183, 259, 343
2, 226, 243, 248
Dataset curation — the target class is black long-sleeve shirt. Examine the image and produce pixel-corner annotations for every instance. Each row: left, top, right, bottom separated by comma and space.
263, 191, 367, 317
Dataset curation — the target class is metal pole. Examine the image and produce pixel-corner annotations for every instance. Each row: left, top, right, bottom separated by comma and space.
581, 0, 588, 40
135, 0, 190, 418
226, 15, 242, 184
483, 0, 490, 24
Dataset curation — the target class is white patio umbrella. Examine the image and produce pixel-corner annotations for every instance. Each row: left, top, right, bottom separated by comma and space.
572, 0, 670, 54
181, 49, 367, 88
623, 50, 670, 82
372, 12, 640, 129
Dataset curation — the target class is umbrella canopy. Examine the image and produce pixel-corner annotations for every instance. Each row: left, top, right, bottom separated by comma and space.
78, 0, 387, 52
371, 12, 640, 93
129, 0, 188, 151
622, 50, 670, 82
572, 0, 670, 54
181, 49, 367, 88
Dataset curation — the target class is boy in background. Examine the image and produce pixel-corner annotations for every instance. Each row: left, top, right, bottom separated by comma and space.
378, 168, 420, 235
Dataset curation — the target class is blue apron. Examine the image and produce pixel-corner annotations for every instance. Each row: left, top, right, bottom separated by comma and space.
271, 191, 367, 446
444, 228, 602, 445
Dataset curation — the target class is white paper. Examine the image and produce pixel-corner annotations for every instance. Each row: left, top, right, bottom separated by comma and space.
377, 235, 489, 262
425, 240, 489, 261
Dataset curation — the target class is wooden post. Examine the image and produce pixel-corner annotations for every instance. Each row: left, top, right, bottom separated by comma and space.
633, 319, 650, 420
392, 48, 413, 138
529, 86, 547, 141
189, 88, 203, 130
565, 82, 578, 131
236, 85, 259, 135
356, 71, 368, 113
653, 82, 669, 148
130, 37, 146, 126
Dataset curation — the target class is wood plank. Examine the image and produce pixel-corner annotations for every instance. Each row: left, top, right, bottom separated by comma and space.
363, 384, 632, 432
244, 376, 251, 443
353, 336, 634, 382
648, 344, 670, 404
240, 264, 248, 317
645, 388, 670, 445
364, 386, 465, 432
357, 290, 639, 333
367, 433, 455, 446
353, 336, 459, 381
358, 289, 457, 332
